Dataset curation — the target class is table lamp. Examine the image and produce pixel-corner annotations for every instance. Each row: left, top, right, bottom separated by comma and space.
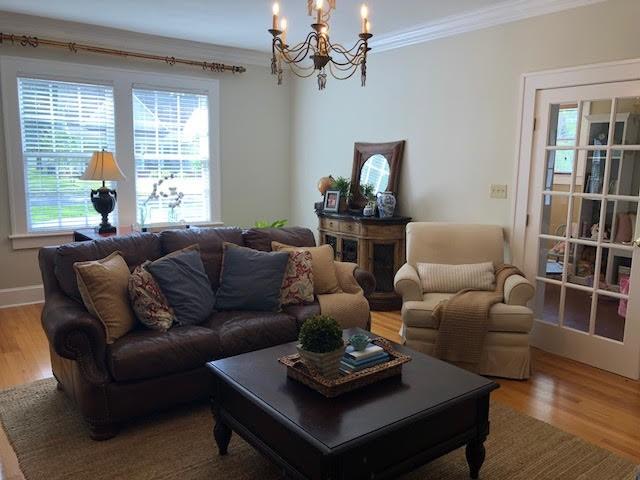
80, 149, 126, 234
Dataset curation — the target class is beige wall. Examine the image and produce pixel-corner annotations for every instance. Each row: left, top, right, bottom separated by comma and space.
290, 0, 640, 240
0, 43, 290, 290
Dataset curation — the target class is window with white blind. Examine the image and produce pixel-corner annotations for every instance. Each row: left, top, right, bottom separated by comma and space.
133, 88, 210, 225
17, 78, 116, 231
1, 56, 220, 248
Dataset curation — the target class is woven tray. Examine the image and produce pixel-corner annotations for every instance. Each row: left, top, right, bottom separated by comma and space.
278, 338, 412, 398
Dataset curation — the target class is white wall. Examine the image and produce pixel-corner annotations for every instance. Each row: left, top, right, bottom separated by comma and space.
290, 0, 640, 239
0, 17, 291, 291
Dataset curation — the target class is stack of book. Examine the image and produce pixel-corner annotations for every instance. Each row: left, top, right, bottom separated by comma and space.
340, 343, 390, 374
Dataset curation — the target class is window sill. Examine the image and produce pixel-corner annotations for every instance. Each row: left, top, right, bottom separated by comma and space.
9, 221, 225, 250
10, 232, 75, 250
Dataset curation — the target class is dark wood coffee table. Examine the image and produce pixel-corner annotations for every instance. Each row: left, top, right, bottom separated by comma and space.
206, 329, 498, 479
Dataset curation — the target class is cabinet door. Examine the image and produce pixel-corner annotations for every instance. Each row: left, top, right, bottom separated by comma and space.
371, 242, 397, 293
341, 238, 359, 263
324, 234, 339, 260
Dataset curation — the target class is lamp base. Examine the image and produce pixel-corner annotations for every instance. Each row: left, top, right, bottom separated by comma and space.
90, 185, 118, 236
95, 224, 116, 234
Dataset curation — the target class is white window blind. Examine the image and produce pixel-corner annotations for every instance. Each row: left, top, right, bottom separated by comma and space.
133, 88, 210, 225
17, 77, 116, 231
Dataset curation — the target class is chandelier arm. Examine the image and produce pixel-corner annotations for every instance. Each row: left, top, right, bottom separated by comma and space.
279, 31, 317, 54
279, 33, 318, 64
287, 63, 317, 78
328, 62, 360, 81
282, 44, 315, 65
327, 39, 365, 56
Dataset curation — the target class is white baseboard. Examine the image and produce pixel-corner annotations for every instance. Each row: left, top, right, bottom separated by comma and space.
0, 285, 44, 309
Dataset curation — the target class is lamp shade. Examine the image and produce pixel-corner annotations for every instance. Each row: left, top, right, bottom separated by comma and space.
80, 150, 126, 182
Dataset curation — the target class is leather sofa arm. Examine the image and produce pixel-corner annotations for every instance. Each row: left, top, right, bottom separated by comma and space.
394, 263, 422, 302
504, 274, 535, 306
334, 261, 375, 297
41, 291, 111, 385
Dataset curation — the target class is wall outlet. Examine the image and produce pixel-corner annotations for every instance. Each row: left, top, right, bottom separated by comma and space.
490, 184, 508, 199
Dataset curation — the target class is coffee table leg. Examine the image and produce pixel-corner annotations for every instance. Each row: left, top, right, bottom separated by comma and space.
465, 439, 486, 479
214, 420, 232, 455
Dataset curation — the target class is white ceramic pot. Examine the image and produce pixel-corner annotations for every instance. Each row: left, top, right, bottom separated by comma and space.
377, 191, 396, 218
296, 343, 346, 379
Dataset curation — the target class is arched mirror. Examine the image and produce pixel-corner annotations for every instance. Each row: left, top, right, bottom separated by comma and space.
350, 140, 405, 210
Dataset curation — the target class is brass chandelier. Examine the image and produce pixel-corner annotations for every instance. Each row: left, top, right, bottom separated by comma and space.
268, 0, 372, 90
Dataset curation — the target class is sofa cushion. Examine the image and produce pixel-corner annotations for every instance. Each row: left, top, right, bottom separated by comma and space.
128, 262, 176, 332
74, 251, 137, 344
216, 243, 290, 312
55, 232, 162, 300
159, 227, 244, 290
147, 246, 216, 326
242, 227, 316, 252
206, 311, 298, 357
282, 302, 321, 328
281, 250, 315, 305
107, 326, 220, 382
272, 242, 340, 295
403, 293, 533, 333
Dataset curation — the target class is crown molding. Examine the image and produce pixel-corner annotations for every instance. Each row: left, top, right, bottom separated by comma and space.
0, 11, 271, 68
370, 0, 607, 53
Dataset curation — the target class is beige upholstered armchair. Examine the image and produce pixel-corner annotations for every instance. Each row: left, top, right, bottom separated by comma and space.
393, 223, 535, 379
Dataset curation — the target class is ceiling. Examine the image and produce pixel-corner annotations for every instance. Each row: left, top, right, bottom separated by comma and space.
0, 0, 508, 52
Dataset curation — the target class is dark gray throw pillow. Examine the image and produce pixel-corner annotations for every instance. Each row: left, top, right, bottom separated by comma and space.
216, 244, 290, 312
147, 247, 215, 326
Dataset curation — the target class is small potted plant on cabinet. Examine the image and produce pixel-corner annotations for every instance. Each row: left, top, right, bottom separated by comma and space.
361, 183, 377, 216
297, 315, 345, 379
331, 177, 352, 213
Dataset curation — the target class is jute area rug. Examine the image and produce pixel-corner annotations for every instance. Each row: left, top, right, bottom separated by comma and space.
0, 378, 636, 480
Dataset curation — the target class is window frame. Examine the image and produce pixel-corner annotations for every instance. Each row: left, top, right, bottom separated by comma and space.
1, 56, 221, 248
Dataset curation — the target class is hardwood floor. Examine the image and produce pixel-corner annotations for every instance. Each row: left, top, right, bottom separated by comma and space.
0, 305, 638, 480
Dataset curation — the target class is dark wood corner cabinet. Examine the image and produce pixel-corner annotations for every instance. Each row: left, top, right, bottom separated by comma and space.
317, 212, 411, 311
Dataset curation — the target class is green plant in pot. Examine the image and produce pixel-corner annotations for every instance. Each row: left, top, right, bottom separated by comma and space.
331, 176, 352, 212
297, 315, 345, 379
361, 183, 377, 216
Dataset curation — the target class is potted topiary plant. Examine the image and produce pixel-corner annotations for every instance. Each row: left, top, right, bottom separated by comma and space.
297, 315, 345, 379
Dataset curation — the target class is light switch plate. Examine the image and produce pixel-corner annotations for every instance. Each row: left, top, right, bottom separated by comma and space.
490, 184, 508, 199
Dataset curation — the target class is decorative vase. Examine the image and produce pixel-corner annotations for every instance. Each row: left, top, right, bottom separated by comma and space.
296, 343, 346, 379
349, 333, 370, 351
377, 191, 396, 218
363, 201, 375, 217
317, 176, 335, 196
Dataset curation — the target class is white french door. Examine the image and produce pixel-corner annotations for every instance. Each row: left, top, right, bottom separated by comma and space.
524, 81, 640, 379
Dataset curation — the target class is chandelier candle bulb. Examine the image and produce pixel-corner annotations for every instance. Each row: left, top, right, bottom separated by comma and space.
280, 18, 288, 44
316, 0, 324, 24
365, 20, 371, 34
360, 4, 368, 33
272, 2, 280, 30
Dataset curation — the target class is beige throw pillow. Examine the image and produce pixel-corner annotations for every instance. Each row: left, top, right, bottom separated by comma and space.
74, 251, 137, 344
271, 242, 340, 295
417, 262, 495, 293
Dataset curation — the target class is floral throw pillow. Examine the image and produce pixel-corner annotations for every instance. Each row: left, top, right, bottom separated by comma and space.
128, 261, 175, 332
281, 250, 315, 305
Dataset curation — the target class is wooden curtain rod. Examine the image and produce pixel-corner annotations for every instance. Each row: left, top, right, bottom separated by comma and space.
0, 32, 247, 74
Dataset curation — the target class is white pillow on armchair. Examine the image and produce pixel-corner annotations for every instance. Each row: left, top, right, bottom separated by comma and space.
416, 262, 495, 293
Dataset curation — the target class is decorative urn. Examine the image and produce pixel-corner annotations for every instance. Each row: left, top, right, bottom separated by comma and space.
377, 191, 396, 218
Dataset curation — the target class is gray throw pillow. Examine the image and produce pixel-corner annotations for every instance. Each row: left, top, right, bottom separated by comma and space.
216, 244, 289, 312
147, 247, 215, 326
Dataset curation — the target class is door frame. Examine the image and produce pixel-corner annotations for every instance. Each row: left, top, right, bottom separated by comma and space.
511, 59, 640, 378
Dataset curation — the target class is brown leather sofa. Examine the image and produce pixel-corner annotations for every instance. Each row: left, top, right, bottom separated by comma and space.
39, 227, 375, 440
